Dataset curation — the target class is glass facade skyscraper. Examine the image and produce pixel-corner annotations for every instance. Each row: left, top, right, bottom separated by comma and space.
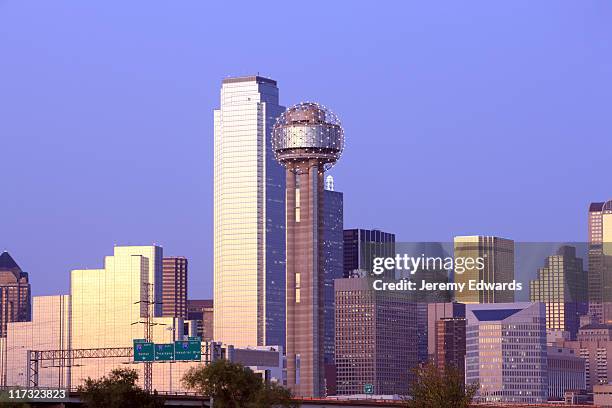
588, 200, 612, 324
322, 180, 343, 395
0, 252, 31, 337
213, 76, 285, 348
530, 245, 587, 340
343, 229, 395, 278
454, 236, 515, 303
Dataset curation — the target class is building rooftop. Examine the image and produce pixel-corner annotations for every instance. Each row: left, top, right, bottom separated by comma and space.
221, 75, 276, 85
472, 308, 522, 321
0, 251, 21, 271
579, 323, 612, 330
187, 299, 213, 308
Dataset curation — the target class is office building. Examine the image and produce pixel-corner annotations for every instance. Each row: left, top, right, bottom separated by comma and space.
187, 299, 214, 341
213, 75, 286, 348
465, 302, 548, 404
530, 246, 588, 340
435, 318, 466, 379
559, 323, 612, 390
70, 245, 192, 391
594, 384, 612, 407
272, 102, 345, 397
322, 176, 344, 395
71, 245, 171, 350
334, 277, 417, 396
0, 295, 70, 388
547, 346, 586, 400
2, 246, 197, 391
161, 257, 188, 318
0, 251, 31, 337
343, 229, 395, 278
227, 345, 286, 385
409, 243, 452, 363
0, 246, 269, 393
588, 201, 612, 324
454, 236, 515, 303
427, 302, 466, 361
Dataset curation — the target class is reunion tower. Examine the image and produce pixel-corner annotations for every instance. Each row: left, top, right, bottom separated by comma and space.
272, 102, 345, 397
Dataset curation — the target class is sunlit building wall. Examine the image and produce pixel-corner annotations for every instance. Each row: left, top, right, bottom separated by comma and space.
69, 245, 180, 389
1, 246, 216, 392
71, 245, 169, 350
213, 76, 285, 348
1, 295, 70, 388
454, 236, 515, 304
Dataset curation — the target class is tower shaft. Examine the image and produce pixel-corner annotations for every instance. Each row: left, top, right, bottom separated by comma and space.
285, 159, 325, 397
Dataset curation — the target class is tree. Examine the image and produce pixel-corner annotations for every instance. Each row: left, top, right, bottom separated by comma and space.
78, 367, 164, 408
405, 363, 478, 408
181, 359, 297, 408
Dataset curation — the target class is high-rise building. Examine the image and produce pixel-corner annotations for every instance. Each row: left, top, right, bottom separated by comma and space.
2, 246, 195, 391
559, 323, 612, 390
546, 346, 586, 400
161, 257, 187, 319
69, 245, 191, 390
435, 318, 466, 380
272, 102, 345, 397
427, 302, 466, 361
409, 243, 452, 364
71, 245, 170, 350
454, 236, 515, 303
588, 201, 612, 324
322, 176, 343, 395
1, 295, 70, 388
0, 252, 31, 337
343, 229, 395, 278
334, 277, 417, 396
187, 299, 214, 341
530, 246, 588, 340
465, 302, 548, 404
213, 76, 286, 348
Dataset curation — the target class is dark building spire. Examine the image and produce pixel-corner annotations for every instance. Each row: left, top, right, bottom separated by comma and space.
0, 251, 21, 271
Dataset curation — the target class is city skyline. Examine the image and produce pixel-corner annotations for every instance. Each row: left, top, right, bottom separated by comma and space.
2, 2, 612, 301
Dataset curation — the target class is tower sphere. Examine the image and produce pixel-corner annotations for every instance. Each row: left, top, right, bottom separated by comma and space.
272, 102, 345, 172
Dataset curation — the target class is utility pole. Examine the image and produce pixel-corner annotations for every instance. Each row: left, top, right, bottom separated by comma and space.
132, 282, 161, 392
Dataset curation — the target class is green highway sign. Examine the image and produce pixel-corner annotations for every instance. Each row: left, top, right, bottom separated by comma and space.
154, 343, 175, 361
174, 339, 201, 361
133, 340, 154, 362
364, 383, 374, 394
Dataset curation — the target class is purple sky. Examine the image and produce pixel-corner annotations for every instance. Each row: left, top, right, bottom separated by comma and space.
1, 1, 611, 298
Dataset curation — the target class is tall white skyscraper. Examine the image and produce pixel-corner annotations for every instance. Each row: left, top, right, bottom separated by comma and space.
213, 76, 285, 348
